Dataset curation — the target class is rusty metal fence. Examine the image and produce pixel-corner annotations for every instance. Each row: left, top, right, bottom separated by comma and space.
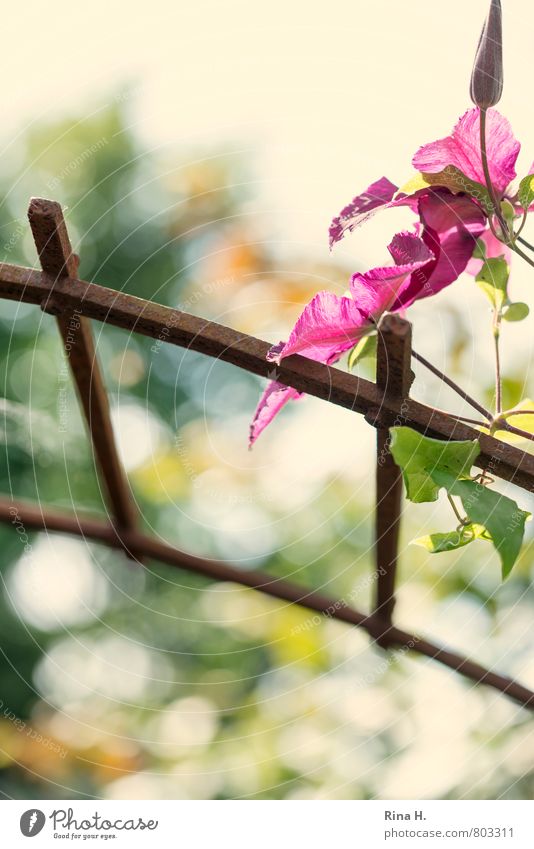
0, 198, 533, 708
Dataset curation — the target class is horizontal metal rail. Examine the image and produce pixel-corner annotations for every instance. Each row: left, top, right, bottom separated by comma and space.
2, 496, 533, 708
1, 260, 533, 493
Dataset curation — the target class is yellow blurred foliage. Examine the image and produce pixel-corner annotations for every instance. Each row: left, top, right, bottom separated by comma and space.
132, 450, 190, 502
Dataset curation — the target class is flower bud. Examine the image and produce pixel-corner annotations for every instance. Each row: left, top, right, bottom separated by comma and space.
470, 0, 503, 108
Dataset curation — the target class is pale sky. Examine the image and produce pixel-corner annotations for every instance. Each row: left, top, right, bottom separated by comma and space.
4, 0, 534, 263
3, 0, 534, 379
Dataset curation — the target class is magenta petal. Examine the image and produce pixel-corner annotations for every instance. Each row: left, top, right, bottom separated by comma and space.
269, 291, 368, 364
249, 381, 302, 446
250, 293, 368, 444
350, 232, 434, 317
393, 191, 486, 308
329, 176, 398, 248
413, 108, 520, 196
387, 231, 436, 267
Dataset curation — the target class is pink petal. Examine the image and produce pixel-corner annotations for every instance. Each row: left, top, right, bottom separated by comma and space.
413, 107, 520, 196
392, 191, 486, 308
466, 227, 511, 276
329, 177, 398, 248
249, 290, 371, 444
350, 232, 434, 316
249, 380, 302, 446
268, 291, 368, 364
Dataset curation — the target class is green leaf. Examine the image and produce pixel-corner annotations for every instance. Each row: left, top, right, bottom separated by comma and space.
421, 166, 493, 215
503, 302, 529, 322
389, 427, 480, 504
475, 256, 510, 310
501, 199, 515, 232
413, 523, 487, 554
472, 238, 488, 261
518, 174, 534, 210
432, 471, 530, 579
347, 333, 377, 371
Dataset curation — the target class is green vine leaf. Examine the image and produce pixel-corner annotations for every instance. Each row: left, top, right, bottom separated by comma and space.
501, 199, 515, 232
502, 302, 529, 322
389, 427, 480, 504
414, 523, 488, 554
347, 333, 376, 371
475, 256, 510, 311
518, 174, 534, 210
472, 237, 488, 260
432, 471, 530, 579
391, 428, 529, 578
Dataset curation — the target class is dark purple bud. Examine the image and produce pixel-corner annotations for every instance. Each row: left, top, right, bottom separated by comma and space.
470, 0, 503, 108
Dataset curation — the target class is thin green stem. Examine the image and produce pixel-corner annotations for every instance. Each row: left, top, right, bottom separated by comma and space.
510, 241, 534, 270
493, 312, 502, 416
447, 493, 467, 526
517, 235, 534, 253
503, 409, 534, 418
515, 212, 528, 241
430, 406, 488, 427
486, 214, 503, 242
479, 108, 510, 238
499, 421, 534, 442
411, 349, 492, 421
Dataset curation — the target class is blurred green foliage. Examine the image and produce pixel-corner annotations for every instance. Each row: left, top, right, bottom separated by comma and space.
0, 100, 532, 801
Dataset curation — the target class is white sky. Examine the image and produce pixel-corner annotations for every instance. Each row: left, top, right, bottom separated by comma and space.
4, 0, 534, 260
3, 0, 534, 380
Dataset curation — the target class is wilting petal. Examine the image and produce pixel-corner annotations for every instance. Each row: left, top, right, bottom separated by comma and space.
249, 380, 302, 446
413, 107, 520, 196
329, 176, 398, 247
466, 226, 511, 276
268, 291, 368, 364
350, 232, 434, 316
392, 190, 486, 308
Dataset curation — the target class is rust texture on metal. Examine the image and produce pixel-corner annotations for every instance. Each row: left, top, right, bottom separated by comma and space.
27, 199, 138, 536
374, 315, 414, 631
0, 258, 533, 492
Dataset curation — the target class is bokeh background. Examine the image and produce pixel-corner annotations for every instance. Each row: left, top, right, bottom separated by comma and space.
0, 0, 533, 800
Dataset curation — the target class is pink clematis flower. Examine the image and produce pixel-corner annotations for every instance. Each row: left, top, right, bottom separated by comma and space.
249, 106, 525, 444
413, 107, 519, 198
249, 233, 433, 445
330, 107, 521, 267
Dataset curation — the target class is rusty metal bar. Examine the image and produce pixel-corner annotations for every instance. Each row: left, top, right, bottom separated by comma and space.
1, 495, 532, 709
0, 259, 533, 493
27, 198, 138, 537
374, 315, 413, 631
